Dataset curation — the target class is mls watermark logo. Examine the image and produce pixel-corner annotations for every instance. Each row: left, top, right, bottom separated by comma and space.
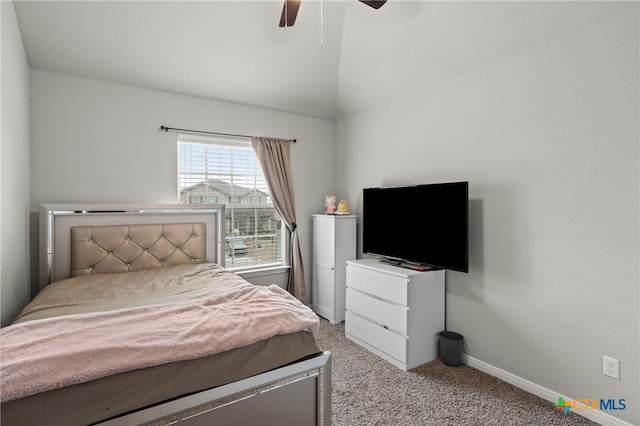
554, 396, 626, 415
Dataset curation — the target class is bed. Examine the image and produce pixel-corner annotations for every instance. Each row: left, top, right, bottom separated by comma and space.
1, 204, 331, 426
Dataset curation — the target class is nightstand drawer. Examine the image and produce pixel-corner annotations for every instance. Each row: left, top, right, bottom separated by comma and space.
345, 311, 407, 363
346, 264, 408, 305
346, 288, 408, 334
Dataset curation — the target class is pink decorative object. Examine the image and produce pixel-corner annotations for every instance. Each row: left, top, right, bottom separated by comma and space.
325, 195, 336, 214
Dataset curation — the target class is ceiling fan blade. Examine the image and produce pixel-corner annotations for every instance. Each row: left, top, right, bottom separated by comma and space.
358, 0, 387, 9
279, 0, 302, 27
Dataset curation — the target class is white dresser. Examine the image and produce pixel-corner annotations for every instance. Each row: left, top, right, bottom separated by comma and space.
345, 258, 445, 371
311, 214, 357, 324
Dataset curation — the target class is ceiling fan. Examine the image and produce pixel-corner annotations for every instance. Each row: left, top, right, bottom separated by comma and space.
279, 0, 387, 27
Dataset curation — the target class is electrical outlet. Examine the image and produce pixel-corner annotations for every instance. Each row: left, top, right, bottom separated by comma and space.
603, 356, 620, 379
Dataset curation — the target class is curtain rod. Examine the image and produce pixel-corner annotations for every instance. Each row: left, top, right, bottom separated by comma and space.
160, 125, 296, 143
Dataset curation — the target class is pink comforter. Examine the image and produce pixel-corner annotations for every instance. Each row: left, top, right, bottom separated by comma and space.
0, 284, 319, 402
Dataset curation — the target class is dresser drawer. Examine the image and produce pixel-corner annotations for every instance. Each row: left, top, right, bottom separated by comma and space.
345, 311, 407, 363
346, 264, 408, 305
346, 288, 408, 334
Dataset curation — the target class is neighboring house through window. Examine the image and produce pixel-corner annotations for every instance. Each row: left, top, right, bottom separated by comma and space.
177, 133, 286, 270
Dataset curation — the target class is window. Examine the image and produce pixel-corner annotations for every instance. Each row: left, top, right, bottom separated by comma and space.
177, 134, 286, 270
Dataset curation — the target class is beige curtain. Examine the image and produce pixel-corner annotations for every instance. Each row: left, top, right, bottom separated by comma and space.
251, 137, 306, 303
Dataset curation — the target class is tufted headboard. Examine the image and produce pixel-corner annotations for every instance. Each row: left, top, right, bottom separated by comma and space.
70, 223, 207, 277
39, 204, 224, 289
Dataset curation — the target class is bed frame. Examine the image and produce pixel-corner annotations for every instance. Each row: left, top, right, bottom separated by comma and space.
38, 204, 331, 426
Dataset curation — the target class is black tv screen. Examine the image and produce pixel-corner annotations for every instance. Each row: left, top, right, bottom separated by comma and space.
362, 181, 468, 273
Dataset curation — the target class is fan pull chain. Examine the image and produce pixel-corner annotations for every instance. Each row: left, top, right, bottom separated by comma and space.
320, 0, 324, 45
285, 0, 288, 30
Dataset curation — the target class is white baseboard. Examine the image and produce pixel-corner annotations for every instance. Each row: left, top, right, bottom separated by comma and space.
463, 355, 635, 426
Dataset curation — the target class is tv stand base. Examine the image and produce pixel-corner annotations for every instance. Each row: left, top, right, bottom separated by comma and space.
378, 258, 438, 272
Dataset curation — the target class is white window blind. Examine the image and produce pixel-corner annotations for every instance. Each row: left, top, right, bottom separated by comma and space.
177, 134, 285, 270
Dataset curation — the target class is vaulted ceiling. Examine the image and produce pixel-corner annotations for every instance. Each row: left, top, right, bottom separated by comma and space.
13, 1, 630, 119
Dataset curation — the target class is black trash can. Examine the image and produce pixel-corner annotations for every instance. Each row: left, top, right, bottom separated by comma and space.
439, 331, 464, 366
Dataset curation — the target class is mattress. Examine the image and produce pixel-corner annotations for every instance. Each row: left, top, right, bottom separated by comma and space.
1, 264, 322, 425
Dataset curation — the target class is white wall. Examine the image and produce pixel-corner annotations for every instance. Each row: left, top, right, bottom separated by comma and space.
1, 1, 31, 326
336, 4, 638, 425
30, 70, 336, 302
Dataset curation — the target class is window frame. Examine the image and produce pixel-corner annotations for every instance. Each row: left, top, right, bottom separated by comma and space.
176, 133, 289, 272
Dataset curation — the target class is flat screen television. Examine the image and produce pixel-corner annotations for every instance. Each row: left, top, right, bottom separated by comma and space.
362, 181, 468, 273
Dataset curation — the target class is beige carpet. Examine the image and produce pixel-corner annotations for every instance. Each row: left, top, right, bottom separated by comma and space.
313, 318, 598, 426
